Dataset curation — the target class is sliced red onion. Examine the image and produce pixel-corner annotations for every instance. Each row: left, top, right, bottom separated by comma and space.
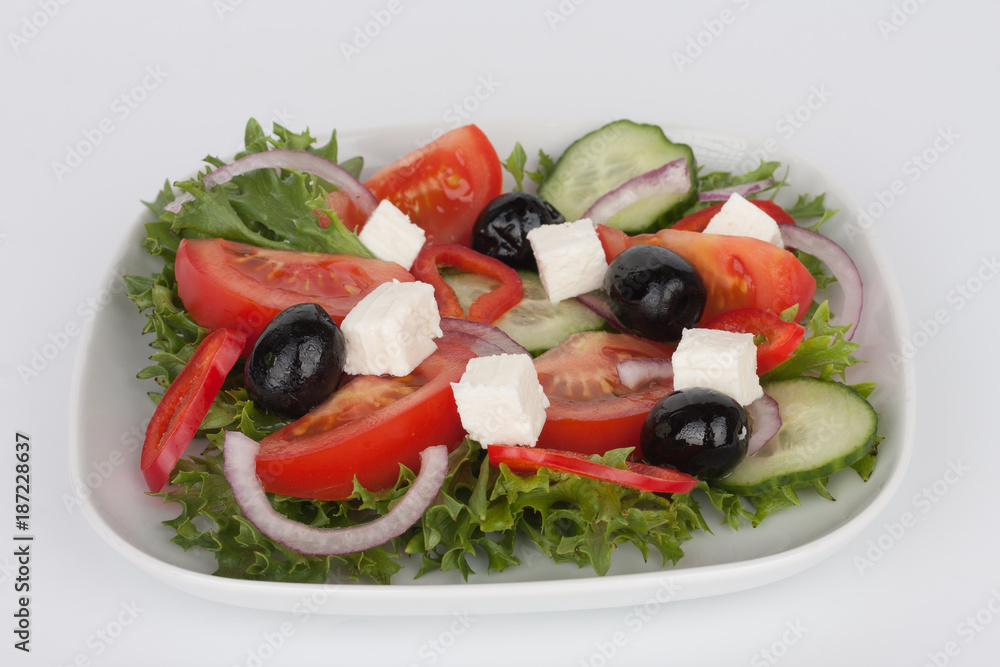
745, 393, 782, 456
582, 158, 691, 224
698, 178, 775, 202
616, 358, 673, 389
440, 317, 530, 356
165, 149, 378, 217
779, 224, 864, 340
224, 431, 447, 555
574, 291, 626, 332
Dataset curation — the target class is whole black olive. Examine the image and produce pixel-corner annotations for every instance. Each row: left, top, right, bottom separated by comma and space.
245, 303, 346, 418
639, 388, 749, 480
603, 244, 706, 342
470, 192, 565, 269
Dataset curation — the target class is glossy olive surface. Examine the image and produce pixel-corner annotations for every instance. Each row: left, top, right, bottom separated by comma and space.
639, 388, 749, 480
245, 303, 346, 418
470, 191, 565, 269
603, 244, 706, 342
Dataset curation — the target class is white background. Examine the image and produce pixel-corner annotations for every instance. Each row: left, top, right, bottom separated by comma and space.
2, 1, 999, 665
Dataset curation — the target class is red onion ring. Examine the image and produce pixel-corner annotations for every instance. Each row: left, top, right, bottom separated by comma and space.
616, 358, 673, 390
574, 291, 626, 332
582, 158, 691, 224
698, 178, 775, 202
223, 431, 447, 555
745, 393, 782, 456
439, 317, 530, 356
779, 225, 864, 340
166, 149, 378, 217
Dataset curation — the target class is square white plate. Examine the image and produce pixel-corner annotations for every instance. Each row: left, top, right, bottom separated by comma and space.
69, 119, 914, 616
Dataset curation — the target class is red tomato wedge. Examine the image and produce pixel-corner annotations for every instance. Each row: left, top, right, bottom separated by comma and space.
703, 308, 806, 374
175, 238, 413, 350
326, 125, 503, 246
255, 341, 477, 500
141, 328, 245, 492
596, 225, 816, 324
670, 199, 797, 232
534, 332, 675, 457
489, 446, 698, 494
410, 244, 523, 324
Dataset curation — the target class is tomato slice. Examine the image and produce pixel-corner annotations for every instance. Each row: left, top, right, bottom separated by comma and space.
327, 125, 503, 246
410, 244, 523, 324
534, 332, 675, 457
596, 225, 816, 324
670, 199, 797, 232
141, 328, 245, 492
488, 445, 698, 494
175, 238, 413, 350
255, 341, 476, 500
703, 308, 806, 374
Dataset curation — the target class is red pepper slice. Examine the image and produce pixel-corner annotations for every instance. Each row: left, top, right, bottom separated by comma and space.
410, 244, 523, 324
671, 199, 797, 232
488, 445, 698, 494
703, 307, 805, 374
141, 327, 246, 492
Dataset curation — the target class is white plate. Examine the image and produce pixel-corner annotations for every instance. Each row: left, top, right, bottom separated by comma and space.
68, 120, 915, 616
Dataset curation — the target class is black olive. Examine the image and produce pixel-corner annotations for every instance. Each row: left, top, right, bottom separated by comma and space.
470, 192, 565, 269
639, 388, 749, 480
245, 303, 346, 418
603, 244, 706, 342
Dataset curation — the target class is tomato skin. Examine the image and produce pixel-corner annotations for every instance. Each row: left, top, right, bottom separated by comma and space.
175, 238, 413, 350
255, 341, 476, 500
703, 308, 806, 374
141, 328, 245, 492
534, 332, 676, 456
327, 125, 503, 246
488, 446, 698, 494
596, 224, 815, 324
671, 199, 797, 232
410, 244, 523, 324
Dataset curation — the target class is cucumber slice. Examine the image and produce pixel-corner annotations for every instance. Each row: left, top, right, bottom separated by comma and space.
443, 270, 605, 355
714, 377, 878, 496
537, 120, 698, 233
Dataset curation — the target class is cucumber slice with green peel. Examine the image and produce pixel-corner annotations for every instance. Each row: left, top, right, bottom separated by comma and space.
714, 377, 878, 496
442, 270, 605, 355
537, 120, 699, 233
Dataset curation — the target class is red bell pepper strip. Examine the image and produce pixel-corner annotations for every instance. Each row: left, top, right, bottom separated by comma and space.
410, 244, 523, 324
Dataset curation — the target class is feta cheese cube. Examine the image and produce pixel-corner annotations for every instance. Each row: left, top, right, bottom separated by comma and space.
341, 279, 442, 376
527, 218, 608, 302
703, 193, 784, 248
357, 200, 427, 270
451, 353, 550, 447
671, 328, 763, 405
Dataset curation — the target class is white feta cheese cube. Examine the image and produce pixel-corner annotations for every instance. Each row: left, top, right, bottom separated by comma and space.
357, 200, 427, 270
671, 328, 763, 405
451, 353, 550, 447
702, 193, 784, 248
341, 280, 442, 377
527, 218, 608, 302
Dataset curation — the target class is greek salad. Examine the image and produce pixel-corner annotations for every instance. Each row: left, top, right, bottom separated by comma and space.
125, 118, 879, 583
